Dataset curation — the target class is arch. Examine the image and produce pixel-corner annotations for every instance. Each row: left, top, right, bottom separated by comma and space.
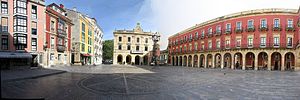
224, 53, 232, 69
199, 54, 205, 68
258, 52, 268, 70
172, 56, 175, 66
135, 55, 140, 65
183, 56, 187, 66
245, 52, 255, 70
194, 55, 198, 67
271, 52, 281, 70
284, 52, 295, 71
143, 55, 148, 65
126, 55, 132, 64
234, 52, 243, 69
117, 55, 123, 64
188, 55, 192, 67
207, 54, 213, 68
179, 56, 182, 66
215, 53, 222, 68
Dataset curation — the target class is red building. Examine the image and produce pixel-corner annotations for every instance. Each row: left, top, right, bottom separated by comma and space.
44, 3, 73, 67
168, 8, 300, 71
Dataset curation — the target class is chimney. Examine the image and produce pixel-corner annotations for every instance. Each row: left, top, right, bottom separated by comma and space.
59, 4, 64, 9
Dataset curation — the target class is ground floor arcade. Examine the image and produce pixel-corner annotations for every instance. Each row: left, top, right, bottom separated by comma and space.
171, 49, 299, 71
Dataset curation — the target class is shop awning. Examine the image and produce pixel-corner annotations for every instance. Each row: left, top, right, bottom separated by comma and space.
0, 52, 32, 59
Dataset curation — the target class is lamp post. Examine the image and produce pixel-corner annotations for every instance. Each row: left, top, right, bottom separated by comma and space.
151, 32, 160, 67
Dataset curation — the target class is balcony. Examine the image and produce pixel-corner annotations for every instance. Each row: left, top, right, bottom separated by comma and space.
215, 30, 222, 36
245, 25, 255, 32
201, 35, 205, 39
57, 29, 67, 37
207, 33, 213, 38
194, 36, 199, 40
131, 50, 144, 54
259, 25, 268, 32
57, 45, 66, 52
285, 25, 295, 32
224, 29, 231, 34
272, 24, 282, 31
234, 27, 243, 34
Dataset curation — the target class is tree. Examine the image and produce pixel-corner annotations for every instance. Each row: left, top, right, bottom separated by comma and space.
103, 39, 114, 60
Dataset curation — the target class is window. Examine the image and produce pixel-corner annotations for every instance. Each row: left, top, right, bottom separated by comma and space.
1, 2, 8, 14
260, 19, 267, 28
226, 23, 231, 31
208, 42, 212, 49
208, 28, 212, 34
31, 5, 37, 19
31, 38, 37, 51
195, 32, 198, 38
50, 37, 55, 50
58, 54, 61, 60
127, 45, 131, 50
1, 17, 8, 32
274, 37, 279, 46
137, 38, 140, 42
194, 43, 198, 51
119, 37, 122, 42
226, 40, 230, 48
216, 25, 221, 33
236, 39, 241, 47
145, 38, 148, 43
58, 38, 63, 45
145, 46, 148, 51
287, 19, 293, 28
1, 35, 8, 50
13, 33, 27, 50
248, 20, 254, 28
128, 37, 131, 42
201, 44, 204, 50
260, 37, 266, 46
81, 44, 85, 52
136, 45, 139, 51
201, 30, 205, 37
14, 0, 27, 14
216, 41, 220, 49
51, 21, 55, 31
13, 15, 27, 32
287, 37, 292, 47
118, 45, 122, 50
190, 34, 193, 40
31, 22, 37, 35
248, 37, 253, 47
236, 22, 242, 30
274, 19, 280, 28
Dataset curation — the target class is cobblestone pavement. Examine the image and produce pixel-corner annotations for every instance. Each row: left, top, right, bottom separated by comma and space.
2, 65, 300, 100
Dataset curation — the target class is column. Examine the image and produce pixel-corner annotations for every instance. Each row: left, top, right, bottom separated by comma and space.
268, 54, 272, 70
231, 55, 235, 69
191, 56, 194, 67
242, 55, 246, 70
212, 55, 215, 68
221, 54, 224, 69
197, 55, 200, 68
254, 54, 258, 70
204, 55, 207, 68
281, 56, 285, 71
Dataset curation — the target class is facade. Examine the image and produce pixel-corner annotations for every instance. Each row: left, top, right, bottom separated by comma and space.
67, 9, 95, 65
87, 17, 103, 65
0, 0, 45, 69
113, 23, 156, 65
44, 3, 73, 67
169, 8, 300, 71
159, 49, 168, 65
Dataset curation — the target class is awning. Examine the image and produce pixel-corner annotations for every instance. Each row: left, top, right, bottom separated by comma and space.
0, 52, 32, 59
81, 53, 92, 57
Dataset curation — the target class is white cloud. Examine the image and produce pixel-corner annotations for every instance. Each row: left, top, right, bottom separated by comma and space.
139, 0, 300, 50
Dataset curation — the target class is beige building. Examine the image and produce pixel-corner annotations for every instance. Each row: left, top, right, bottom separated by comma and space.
113, 23, 157, 65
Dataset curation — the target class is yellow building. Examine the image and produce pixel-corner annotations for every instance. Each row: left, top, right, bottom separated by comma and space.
67, 9, 94, 65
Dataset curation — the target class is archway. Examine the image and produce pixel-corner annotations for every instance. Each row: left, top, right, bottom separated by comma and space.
234, 52, 243, 69
207, 54, 213, 68
188, 55, 192, 67
245, 52, 255, 70
258, 52, 268, 70
172, 56, 175, 66
179, 56, 182, 66
194, 55, 198, 67
271, 52, 281, 70
224, 53, 232, 69
285, 52, 295, 71
199, 54, 205, 68
183, 56, 187, 66
135, 56, 140, 65
126, 55, 132, 64
117, 55, 123, 64
176, 56, 179, 66
215, 53, 222, 68
143, 55, 148, 65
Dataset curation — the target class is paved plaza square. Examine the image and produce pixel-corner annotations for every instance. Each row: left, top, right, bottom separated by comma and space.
1, 65, 300, 100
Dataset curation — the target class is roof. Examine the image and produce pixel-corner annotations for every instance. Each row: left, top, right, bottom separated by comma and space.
169, 8, 298, 39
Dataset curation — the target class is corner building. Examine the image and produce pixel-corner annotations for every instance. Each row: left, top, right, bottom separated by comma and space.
168, 8, 300, 71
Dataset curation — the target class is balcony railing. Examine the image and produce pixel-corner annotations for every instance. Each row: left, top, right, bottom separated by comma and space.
201, 35, 205, 39
246, 25, 255, 32
259, 24, 268, 32
57, 45, 66, 52
207, 33, 213, 38
130, 50, 144, 54
215, 30, 222, 36
272, 24, 282, 31
285, 25, 295, 32
234, 27, 243, 34
194, 36, 199, 40
224, 28, 232, 34
57, 29, 67, 37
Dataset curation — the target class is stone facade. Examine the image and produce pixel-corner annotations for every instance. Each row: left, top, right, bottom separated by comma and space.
169, 8, 300, 71
113, 23, 157, 65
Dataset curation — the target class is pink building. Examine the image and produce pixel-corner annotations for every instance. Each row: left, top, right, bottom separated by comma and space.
0, 0, 45, 69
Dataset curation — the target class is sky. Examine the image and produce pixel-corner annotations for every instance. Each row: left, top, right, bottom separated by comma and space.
46, 0, 300, 50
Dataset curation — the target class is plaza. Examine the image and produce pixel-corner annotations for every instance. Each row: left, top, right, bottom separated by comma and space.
2, 65, 300, 100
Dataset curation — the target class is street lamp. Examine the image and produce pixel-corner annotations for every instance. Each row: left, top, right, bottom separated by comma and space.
151, 32, 160, 67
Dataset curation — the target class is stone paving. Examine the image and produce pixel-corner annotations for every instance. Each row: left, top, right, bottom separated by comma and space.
1, 65, 300, 100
